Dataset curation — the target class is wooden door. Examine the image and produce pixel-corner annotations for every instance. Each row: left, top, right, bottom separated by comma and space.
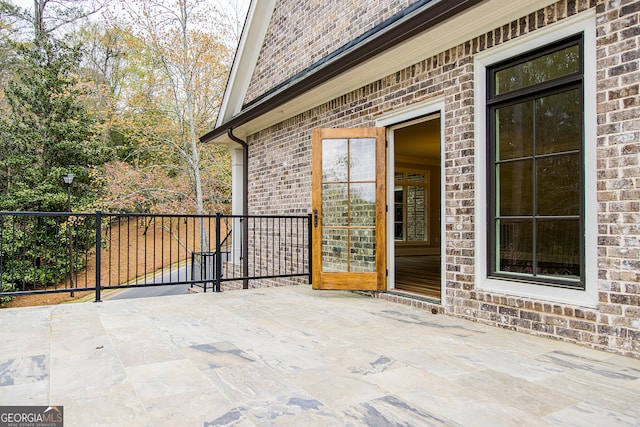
312, 128, 386, 290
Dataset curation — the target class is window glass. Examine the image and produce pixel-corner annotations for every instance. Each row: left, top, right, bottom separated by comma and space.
407, 185, 425, 240
536, 89, 581, 155
350, 228, 376, 272
536, 154, 580, 216
498, 160, 533, 216
322, 228, 348, 272
322, 184, 348, 226
408, 173, 425, 183
498, 219, 533, 274
394, 169, 428, 242
350, 138, 376, 181
496, 101, 533, 160
394, 185, 404, 240
322, 139, 348, 182
495, 44, 580, 95
350, 183, 376, 226
489, 37, 583, 288
536, 219, 580, 278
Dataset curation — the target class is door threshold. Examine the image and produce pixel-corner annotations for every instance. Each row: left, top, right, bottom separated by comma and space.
386, 289, 441, 304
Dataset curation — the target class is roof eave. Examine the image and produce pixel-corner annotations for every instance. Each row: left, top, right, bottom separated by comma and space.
199, 0, 482, 143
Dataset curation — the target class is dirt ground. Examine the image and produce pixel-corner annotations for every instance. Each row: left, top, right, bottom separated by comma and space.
2, 217, 218, 309
3, 290, 96, 308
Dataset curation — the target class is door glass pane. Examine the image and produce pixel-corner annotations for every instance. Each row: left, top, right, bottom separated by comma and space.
498, 219, 533, 274
536, 220, 580, 280
322, 184, 348, 226
321, 135, 378, 273
322, 228, 348, 272
496, 101, 533, 160
536, 154, 580, 216
498, 160, 533, 216
536, 89, 581, 155
495, 44, 580, 95
322, 139, 348, 182
350, 228, 376, 272
350, 138, 376, 181
350, 183, 376, 226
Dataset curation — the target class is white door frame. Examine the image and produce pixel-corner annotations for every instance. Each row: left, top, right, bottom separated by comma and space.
376, 97, 446, 304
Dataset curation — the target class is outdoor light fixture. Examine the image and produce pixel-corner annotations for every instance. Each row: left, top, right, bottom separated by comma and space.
62, 172, 74, 186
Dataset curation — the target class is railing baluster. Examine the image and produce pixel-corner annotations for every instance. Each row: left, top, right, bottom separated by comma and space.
143, 215, 147, 284
95, 211, 102, 302
215, 212, 221, 292
32, 216, 38, 289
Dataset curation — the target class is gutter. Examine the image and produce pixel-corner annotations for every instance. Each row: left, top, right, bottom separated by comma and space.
200, 0, 483, 143
227, 128, 250, 289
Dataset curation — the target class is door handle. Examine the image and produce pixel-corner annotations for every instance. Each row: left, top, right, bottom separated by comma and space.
313, 209, 318, 227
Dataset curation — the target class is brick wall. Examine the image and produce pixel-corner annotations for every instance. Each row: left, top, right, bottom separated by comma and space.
244, 0, 640, 358
244, 0, 414, 105
593, 0, 640, 355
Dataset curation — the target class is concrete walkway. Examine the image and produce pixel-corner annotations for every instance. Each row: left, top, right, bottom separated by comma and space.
1, 286, 639, 427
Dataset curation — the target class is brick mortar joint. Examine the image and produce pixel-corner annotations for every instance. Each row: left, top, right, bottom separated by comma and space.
468, 290, 601, 314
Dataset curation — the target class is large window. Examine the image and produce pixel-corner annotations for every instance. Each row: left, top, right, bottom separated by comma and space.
394, 169, 429, 242
487, 35, 584, 289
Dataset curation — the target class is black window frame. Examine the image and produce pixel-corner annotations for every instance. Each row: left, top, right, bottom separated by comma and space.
486, 34, 586, 289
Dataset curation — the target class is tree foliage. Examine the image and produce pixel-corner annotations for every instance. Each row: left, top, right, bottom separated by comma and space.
1, 215, 94, 299
0, 0, 240, 214
0, 0, 241, 300
91, 0, 233, 215
0, 36, 111, 211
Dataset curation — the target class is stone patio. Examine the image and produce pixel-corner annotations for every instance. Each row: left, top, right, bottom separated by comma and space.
1, 285, 639, 426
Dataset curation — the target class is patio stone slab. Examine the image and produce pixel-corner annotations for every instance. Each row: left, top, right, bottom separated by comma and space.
1, 285, 640, 426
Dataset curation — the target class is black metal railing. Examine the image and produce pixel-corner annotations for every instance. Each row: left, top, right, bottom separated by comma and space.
0, 211, 311, 303
214, 214, 313, 292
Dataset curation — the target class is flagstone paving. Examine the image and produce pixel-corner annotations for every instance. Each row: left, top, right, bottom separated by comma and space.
1, 285, 640, 426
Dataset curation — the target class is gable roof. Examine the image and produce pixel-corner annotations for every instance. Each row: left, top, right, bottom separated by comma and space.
202, 0, 557, 144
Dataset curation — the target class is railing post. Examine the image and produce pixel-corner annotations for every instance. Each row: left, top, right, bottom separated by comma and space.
191, 252, 198, 292
308, 213, 313, 285
242, 216, 249, 290
94, 211, 102, 302
215, 212, 222, 292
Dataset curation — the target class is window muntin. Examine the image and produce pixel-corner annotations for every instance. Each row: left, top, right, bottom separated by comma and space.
488, 36, 584, 288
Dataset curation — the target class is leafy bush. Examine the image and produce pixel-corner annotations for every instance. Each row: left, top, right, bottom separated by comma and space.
1, 215, 96, 296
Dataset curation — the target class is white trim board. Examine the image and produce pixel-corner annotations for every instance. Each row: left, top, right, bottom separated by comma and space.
473, 10, 598, 308
377, 98, 446, 305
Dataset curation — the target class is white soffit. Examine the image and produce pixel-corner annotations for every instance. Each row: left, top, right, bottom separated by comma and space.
221, 0, 558, 141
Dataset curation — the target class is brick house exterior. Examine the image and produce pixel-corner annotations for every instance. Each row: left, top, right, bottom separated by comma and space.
202, 0, 640, 358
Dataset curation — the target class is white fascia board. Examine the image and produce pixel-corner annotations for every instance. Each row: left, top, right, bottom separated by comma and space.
216, 0, 277, 128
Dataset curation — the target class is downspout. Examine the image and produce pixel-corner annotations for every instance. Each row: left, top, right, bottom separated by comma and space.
227, 128, 249, 289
